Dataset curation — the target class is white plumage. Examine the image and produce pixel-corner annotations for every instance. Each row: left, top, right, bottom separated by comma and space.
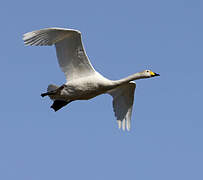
23, 27, 160, 131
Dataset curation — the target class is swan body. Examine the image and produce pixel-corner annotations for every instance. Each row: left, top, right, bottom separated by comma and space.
23, 27, 160, 131
47, 73, 115, 101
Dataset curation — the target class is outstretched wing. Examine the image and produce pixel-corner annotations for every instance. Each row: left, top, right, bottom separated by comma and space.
108, 82, 136, 131
23, 27, 96, 81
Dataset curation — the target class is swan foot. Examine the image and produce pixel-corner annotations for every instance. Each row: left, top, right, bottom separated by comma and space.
51, 100, 73, 112
41, 91, 56, 97
41, 84, 67, 97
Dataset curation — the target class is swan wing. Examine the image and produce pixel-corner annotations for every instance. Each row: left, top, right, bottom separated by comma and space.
23, 27, 96, 81
108, 82, 136, 131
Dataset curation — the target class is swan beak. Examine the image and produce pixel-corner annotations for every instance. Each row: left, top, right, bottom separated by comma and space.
150, 71, 160, 77
154, 73, 160, 76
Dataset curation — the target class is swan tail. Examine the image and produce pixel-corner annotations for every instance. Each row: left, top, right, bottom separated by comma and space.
47, 84, 59, 92
41, 84, 59, 98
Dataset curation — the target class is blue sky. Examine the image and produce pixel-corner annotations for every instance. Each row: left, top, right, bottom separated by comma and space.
0, 0, 203, 179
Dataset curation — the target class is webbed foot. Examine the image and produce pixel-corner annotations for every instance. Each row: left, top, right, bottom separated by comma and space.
51, 100, 73, 112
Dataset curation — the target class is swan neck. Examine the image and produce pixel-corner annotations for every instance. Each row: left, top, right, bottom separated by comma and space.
115, 73, 145, 85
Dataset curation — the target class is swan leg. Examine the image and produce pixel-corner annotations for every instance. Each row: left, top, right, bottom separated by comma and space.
41, 84, 67, 97
41, 91, 56, 97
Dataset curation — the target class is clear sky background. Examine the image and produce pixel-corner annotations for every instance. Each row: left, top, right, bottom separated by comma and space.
0, 0, 202, 179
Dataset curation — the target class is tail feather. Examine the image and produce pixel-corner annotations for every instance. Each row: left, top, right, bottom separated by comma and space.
47, 84, 59, 92
41, 84, 72, 111
40, 84, 59, 98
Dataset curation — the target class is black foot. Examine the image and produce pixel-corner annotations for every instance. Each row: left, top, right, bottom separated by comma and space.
41, 90, 57, 97
51, 100, 72, 112
41, 85, 66, 98
41, 93, 48, 97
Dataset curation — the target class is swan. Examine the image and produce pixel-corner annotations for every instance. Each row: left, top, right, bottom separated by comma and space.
23, 27, 160, 131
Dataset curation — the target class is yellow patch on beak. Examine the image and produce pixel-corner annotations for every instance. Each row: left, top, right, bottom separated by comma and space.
150, 71, 155, 76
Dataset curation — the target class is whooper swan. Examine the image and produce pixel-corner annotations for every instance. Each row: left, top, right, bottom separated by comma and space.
23, 27, 160, 131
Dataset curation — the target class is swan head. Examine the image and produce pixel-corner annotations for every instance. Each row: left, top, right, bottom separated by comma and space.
143, 70, 160, 78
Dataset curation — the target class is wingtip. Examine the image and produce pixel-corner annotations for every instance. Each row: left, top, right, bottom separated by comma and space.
117, 119, 131, 131
117, 120, 122, 129
122, 119, 126, 131
126, 120, 131, 131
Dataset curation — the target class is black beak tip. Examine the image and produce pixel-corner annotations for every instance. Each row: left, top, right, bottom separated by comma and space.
155, 73, 160, 76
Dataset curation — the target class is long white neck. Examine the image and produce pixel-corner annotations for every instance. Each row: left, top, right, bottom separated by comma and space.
113, 72, 147, 86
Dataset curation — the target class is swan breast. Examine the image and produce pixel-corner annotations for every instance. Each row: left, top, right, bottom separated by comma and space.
62, 74, 114, 100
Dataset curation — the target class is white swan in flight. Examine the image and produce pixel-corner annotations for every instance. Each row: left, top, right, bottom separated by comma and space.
23, 27, 160, 131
